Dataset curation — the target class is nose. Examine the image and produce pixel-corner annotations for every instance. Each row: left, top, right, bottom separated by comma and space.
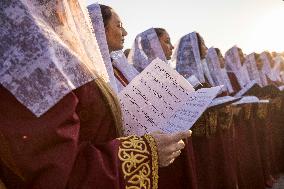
122, 27, 128, 36
170, 43, 174, 50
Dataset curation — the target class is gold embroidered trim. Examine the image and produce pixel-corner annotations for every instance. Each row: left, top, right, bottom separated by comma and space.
192, 116, 206, 137
219, 106, 234, 130
244, 104, 252, 120
257, 104, 268, 120
118, 135, 157, 189
144, 134, 159, 189
208, 111, 217, 135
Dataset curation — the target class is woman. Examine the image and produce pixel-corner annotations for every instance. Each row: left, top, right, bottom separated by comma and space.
173, 32, 214, 87
244, 53, 264, 87
224, 46, 252, 92
259, 51, 280, 85
88, 3, 140, 92
128, 27, 174, 72
0, 1, 190, 188
88, 4, 198, 189
206, 47, 234, 94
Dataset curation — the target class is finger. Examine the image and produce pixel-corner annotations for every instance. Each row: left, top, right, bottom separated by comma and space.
164, 142, 185, 156
169, 158, 175, 164
170, 130, 192, 143
173, 140, 185, 151
178, 140, 185, 147
170, 150, 181, 160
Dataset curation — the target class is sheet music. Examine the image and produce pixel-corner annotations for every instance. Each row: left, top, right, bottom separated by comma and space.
208, 95, 239, 108
161, 86, 221, 133
232, 96, 260, 105
278, 85, 284, 91
119, 58, 221, 135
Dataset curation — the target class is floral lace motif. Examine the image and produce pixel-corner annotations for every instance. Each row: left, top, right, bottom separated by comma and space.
173, 32, 206, 83
0, 0, 109, 117
87, 3, 118, 93
128, 28, 167, 73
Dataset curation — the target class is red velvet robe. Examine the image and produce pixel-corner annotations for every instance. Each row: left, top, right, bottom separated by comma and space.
269, 97, 284, 174
233, 104, 265, 189
191, 106, 237, 189
0, 81, 158, 189
227, 72, 267, 188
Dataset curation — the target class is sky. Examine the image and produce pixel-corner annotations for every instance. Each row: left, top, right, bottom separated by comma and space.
86, 0, 284, 55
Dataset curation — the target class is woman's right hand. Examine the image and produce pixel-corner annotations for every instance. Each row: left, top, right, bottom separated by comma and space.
151, 130, 192, 167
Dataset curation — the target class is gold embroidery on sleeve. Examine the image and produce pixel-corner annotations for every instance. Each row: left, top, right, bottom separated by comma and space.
144, 134, 158, 189
118, 135, 158, 189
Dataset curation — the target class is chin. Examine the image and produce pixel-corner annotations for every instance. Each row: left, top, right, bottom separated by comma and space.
166, 55, 172, 60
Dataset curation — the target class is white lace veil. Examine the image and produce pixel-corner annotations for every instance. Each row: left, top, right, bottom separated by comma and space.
110, 50, 139, 92
272, 55, 284, 82
244, 53, 263, 86
0, 0, 110, 117
206, 47, 234, 93
172, 32, 206, 83
128, 28, 167, 72
224, 46, 250, 88
87, 3, 118, 93
259, 51, 277, 82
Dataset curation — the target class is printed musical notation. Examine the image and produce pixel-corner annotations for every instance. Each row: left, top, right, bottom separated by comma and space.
119, 58, 221, 136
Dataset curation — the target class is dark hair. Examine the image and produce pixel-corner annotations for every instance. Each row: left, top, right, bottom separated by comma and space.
237, 47, 245, 64
196, 33, 207, 59
99, 4, 112, 27
215, 48, 225, 67
154, 28, 166, 39
124, 49, 131, 58
255, 53, 263, 70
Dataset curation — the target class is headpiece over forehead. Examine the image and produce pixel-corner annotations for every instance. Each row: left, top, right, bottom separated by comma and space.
128, 28, 167, 72
0, 0, 109, 117
173, 32, 206, 83
87, 3, 118, 92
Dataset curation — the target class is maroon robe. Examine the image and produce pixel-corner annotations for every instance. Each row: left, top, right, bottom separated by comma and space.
270, 97, 284, 174
233, 104, 265, 189
0, 81, 158, 189
254, 103, 276, 187
191, 106, 237, 189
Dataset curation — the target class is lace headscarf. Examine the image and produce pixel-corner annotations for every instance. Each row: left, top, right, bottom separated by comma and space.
128, 28, 167, 72
224, 46, 250, 88
173, 32, 206, 83
272, 55, 284, 82
206, 47, 234, 93
110, 50, 139, 92
244, 53, 263, 86
259, 51, 277, 82
0, 0, 110, 117
87, 3, 118, 93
